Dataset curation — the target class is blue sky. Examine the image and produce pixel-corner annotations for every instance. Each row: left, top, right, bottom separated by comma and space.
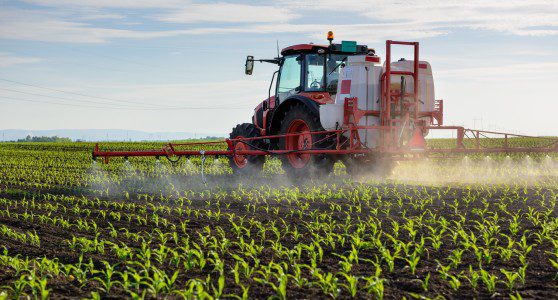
0, 0, 557, 136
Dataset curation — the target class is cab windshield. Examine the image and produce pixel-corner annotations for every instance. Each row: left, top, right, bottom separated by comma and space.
277, 55, 301, 101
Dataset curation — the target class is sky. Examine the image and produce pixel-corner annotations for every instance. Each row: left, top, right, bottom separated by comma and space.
0, 0, 557, 137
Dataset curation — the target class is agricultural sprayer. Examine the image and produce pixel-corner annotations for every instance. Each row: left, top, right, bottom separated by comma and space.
92, 32, 558, 177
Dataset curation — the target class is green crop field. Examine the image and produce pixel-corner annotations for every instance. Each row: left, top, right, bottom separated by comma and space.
0, 140, 557, 299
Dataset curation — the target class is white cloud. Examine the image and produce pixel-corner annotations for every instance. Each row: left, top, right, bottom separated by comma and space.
0, 4, 300, 43
212, 22, 448, 44
2, 1, 557, 44
22, 0, 299, 23
78, 12, 126, 20
281, 0, 558, 37
0, 8, 438, 44
0, 53, 43, 68
157, 3, 299, 23
21, 0, 187, 9
0, 9, 186, 43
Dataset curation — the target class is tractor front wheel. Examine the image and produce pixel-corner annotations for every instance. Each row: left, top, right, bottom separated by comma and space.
228, 123, 265, 174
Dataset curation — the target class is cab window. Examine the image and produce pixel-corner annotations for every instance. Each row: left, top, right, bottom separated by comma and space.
277, 55, 301, 101
326, 54, 347, 94
305, 54, 325, 91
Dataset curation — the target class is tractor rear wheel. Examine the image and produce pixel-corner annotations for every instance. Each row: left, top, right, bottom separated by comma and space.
228, 123, 265, 174
278, 103, 334, 178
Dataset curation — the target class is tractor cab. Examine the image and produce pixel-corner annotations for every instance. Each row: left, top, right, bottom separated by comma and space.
277, 45, 365, 103
246, 40, 371, 106
245, 32, 374, 136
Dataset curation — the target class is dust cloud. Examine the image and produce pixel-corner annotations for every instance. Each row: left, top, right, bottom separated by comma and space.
384, 155, 558, 186
85, 154, 557, 198
85, 157, 302, 197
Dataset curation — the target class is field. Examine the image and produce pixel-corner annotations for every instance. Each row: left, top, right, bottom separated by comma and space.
0, 141, 557, 299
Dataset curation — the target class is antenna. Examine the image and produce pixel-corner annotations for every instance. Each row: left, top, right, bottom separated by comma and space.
276, 40, 280, 59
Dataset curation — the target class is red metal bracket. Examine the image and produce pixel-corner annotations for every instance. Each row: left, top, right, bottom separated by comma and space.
343, 97, 364, 125
343, 97, 380, 127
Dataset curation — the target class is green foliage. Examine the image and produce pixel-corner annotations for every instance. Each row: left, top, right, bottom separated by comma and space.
16, 135, 72, 143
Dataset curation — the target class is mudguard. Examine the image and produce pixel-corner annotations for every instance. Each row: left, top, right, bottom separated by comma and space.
267, 95, 320, 135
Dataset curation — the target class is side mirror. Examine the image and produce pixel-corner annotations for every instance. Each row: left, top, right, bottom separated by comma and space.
262, 100, 268, 111
245, 55, 254, 75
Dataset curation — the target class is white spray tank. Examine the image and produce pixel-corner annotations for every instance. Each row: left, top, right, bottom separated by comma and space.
386, 59, 435, 121
319, 55, 383, 148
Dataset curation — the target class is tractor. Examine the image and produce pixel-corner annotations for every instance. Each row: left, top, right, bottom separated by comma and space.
230, 32, 437, 177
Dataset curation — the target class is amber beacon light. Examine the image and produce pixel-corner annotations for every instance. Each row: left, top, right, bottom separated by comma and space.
327, 31, 334, 44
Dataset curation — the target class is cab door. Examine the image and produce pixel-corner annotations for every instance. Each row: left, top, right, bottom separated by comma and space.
276, 55, 302, 103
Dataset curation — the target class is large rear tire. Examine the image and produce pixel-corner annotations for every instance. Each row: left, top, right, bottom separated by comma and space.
228, 123, 265, 174
278, 103, 334, 178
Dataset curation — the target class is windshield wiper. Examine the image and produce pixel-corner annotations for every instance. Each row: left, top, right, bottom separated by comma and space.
328, 57, 348, 75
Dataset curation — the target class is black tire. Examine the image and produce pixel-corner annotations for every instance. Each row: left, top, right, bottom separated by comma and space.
277, 103, 335, 178
228, 123, 265, 174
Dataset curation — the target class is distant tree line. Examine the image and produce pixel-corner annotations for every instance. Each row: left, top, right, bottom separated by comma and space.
17, 135, 72, 143
204, 136, 222, 140
7, 135, 223, 143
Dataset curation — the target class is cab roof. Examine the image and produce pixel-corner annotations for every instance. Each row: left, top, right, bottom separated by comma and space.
281, 43, 370, 56
280, 44, 328, 55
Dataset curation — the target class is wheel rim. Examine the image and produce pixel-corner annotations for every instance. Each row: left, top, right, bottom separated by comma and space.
232, 137, 248, 168
285, 119, 311, 169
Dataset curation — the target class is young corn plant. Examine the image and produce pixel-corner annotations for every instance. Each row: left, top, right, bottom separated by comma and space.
480, 269, 498, 294
421, 273, 430, 292
548, 254, 558, 279
447, 274, 461, 291
210, 272, 225, 299
92, 261, 118, 293
312, 269, 340, 299
405, 250, 421, 275
364, 275, 384, 300
462, 266, 480, 291
500, 269, 519, 291
339, 273, 359, 298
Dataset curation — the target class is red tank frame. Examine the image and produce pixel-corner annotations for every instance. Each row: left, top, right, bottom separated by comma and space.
92, 40, 558, 164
